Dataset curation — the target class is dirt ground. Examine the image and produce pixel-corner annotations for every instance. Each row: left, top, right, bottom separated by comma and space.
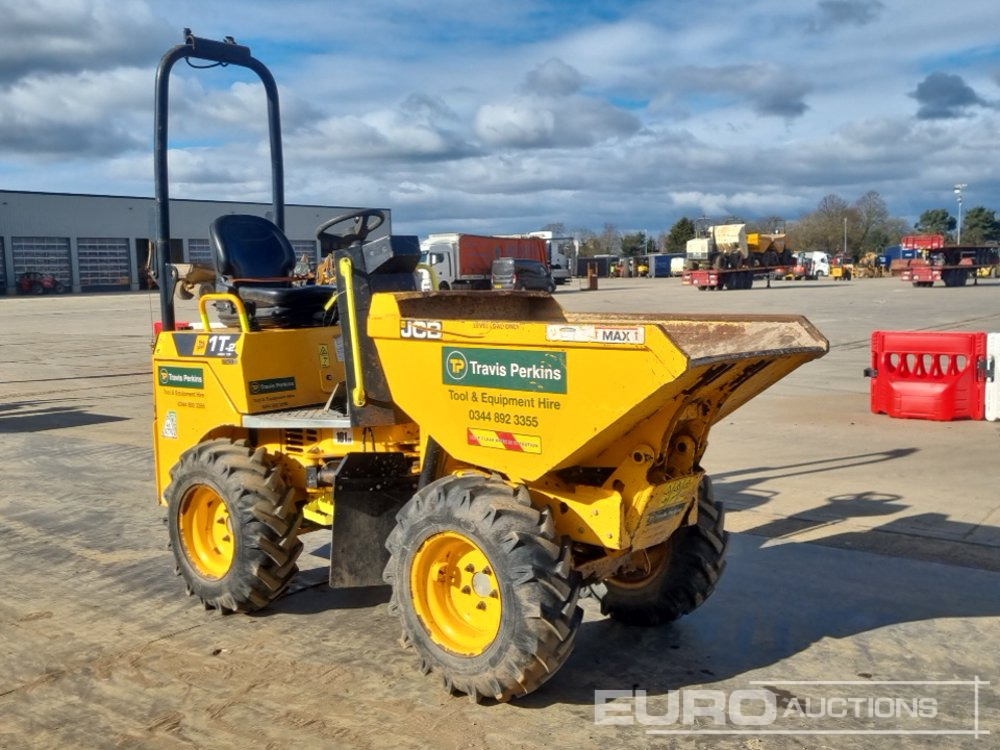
0, 276, 997, 749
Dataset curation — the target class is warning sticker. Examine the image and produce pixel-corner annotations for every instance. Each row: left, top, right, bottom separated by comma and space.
545, 324, 645, 345
466, 427, 542, 454
161, 410, 178, 439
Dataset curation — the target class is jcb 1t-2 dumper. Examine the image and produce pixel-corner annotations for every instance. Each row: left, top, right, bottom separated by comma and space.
151, 32, 829, 702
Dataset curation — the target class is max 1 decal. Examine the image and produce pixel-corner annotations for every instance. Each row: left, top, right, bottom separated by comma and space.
545, 324, 645, 345
443, 347, 567, 394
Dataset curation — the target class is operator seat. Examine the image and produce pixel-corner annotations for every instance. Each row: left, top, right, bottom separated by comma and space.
209, 214, 334, 328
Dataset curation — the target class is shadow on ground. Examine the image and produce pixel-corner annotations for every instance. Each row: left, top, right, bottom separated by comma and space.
0, 400, 129, 432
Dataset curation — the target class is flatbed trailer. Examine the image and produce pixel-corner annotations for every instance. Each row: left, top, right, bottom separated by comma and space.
901, 247, 999, 287
682, 266, 785, 290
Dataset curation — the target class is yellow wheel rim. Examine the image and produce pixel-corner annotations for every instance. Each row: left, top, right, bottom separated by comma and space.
410, 531, 502, 656
179, 485, 234, 580
609, 542, 671, 589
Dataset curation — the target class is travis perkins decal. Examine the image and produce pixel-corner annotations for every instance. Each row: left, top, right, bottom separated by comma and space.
443, 347, 566, 394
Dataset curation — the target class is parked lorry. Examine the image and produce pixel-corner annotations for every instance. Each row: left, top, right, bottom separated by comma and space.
901, 246, 999, 287
419, 233, 547, 290
683, 225, 793, 290
685, 224, 747, 270
523, 231, 574, 284
150, 32, 829, 704
790, 251, 831, 279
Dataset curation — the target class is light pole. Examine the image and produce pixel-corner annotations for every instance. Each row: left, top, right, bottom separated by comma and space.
843, 216, 847, 257
954, 183, 967, 244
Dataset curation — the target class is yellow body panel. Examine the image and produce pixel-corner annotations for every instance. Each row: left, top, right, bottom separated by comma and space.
369, 293, 827, 483
153, 287, 826, 560
152, 319, 419, 505
364, 291, 827, 553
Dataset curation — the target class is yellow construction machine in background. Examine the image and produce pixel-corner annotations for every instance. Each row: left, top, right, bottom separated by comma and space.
150, 33, 829, 702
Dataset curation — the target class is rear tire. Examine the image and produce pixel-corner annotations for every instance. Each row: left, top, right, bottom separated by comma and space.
384, 475, 582, 701
165, 439, 303, 613
592, 475, 727, 626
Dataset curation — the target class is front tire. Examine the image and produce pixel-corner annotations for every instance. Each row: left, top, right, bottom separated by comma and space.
165, 439, 303, 613
593, 475, 727, 626
384, 475, 582, 701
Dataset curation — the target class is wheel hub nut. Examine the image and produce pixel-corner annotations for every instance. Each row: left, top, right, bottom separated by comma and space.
471, 571, 492, 597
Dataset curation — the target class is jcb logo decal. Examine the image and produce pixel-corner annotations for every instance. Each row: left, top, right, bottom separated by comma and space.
446, 351, 469, 380
400, 319, 442, 339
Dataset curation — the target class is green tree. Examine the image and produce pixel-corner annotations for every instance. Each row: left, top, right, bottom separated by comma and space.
621, 232, 648, 257
788, 194, 851, 253
789, 192, 911, 257
914, 209, 955, 238
598, 223, 621, 254
852, 191, 890, 256
576, 229, 600, 257
664, 217, 696, 253
959, 206, 1000, 244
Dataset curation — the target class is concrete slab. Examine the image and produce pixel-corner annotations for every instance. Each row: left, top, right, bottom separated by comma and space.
0, 279, 997, 748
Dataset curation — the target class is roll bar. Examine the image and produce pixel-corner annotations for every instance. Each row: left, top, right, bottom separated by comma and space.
153, 30, 285, 331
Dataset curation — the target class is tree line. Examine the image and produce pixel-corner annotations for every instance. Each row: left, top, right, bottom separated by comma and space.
553, 192, 1000, 260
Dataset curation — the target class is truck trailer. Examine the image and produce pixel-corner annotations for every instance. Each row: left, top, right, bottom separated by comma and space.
419, 233, 547, 290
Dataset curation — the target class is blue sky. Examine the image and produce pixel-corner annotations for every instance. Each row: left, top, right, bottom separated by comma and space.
2, 0, 999, 238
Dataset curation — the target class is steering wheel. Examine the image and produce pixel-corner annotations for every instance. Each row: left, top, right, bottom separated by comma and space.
315, 209, 386, 250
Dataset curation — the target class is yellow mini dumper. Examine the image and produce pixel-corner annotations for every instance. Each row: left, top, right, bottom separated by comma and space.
151, 33, 828, 702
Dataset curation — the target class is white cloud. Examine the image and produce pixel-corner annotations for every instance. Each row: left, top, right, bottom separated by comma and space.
3, 0, 1000, 234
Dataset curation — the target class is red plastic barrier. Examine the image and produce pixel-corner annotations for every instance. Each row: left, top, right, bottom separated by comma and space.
868, 331, 987, 420
153, 321, 190, 335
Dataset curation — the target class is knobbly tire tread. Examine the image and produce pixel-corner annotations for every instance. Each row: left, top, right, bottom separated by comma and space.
594, 474, 728, 626
165, 438, 302, 614
384, 475, 583, 702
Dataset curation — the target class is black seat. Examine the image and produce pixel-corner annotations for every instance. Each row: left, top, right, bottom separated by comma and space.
209, 214, 334, 327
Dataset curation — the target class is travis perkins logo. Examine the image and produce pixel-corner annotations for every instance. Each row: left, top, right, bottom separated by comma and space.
443, 347, 566, 394
158, 366, 204, 389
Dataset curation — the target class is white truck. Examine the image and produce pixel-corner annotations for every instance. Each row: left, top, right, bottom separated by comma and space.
523, 231, 574, 284
793, 251, 832, 278
419, 233, 548, 290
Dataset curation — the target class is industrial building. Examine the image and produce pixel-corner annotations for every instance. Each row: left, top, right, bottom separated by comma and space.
0, 190, 378, 295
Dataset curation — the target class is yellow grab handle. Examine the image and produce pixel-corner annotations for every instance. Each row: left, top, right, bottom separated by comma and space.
197, 292, 251, 332
338, 257, 366, 408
